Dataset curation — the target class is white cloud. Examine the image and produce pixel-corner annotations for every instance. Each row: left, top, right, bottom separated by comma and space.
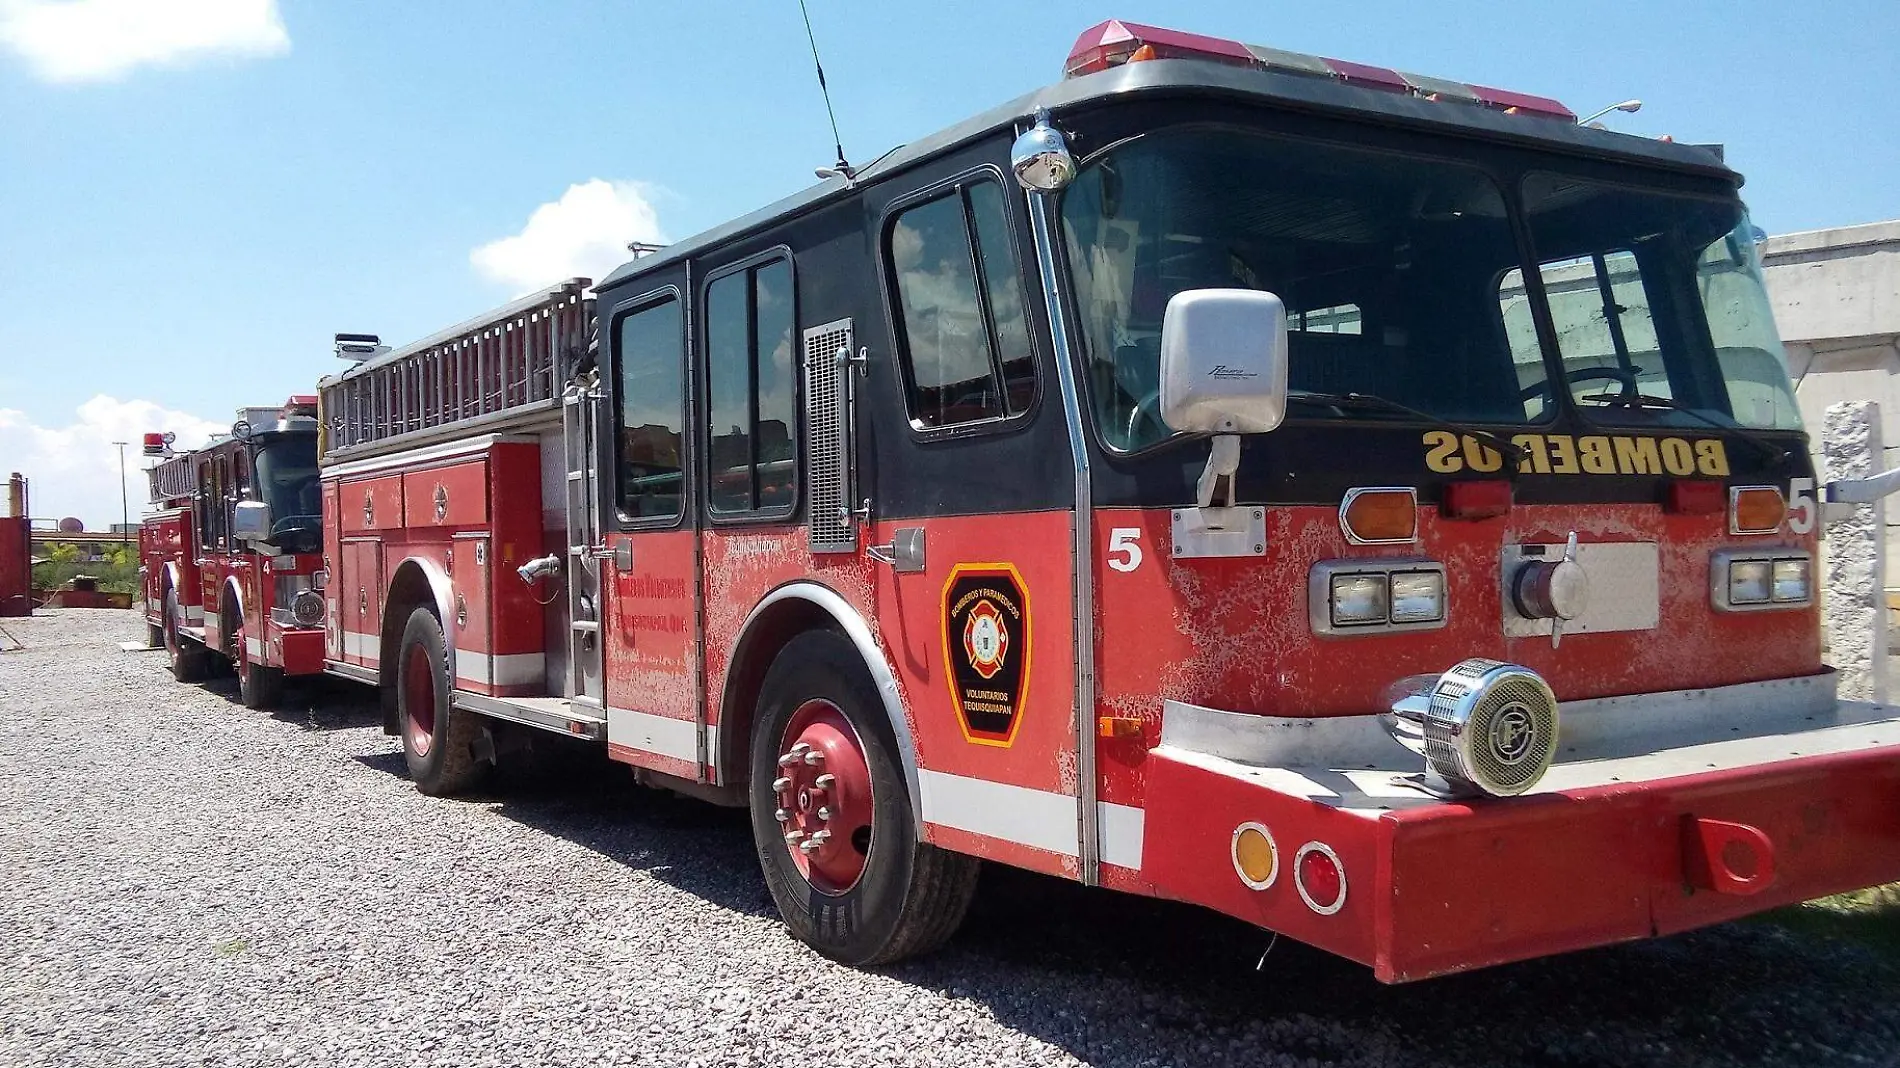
471, 179, 667, 294
0, 0, 288, 84
0, 396, 222, 529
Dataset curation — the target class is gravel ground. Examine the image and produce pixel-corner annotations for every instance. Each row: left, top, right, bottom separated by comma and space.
2, 608, 1897, 1068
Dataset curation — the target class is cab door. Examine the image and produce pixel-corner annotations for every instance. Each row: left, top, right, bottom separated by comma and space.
597, 272, 705, 779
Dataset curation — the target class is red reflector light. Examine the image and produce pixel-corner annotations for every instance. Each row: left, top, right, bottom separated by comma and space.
1442, 480, 1513, 520
1294, 842, 1347, 915
141, 432, 166, 456
1667, 481, 1725, 515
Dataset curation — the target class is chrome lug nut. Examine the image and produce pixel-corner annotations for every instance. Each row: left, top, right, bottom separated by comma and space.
771, 776, 792, 793
802, 749, 824, 766
813, 773, 836, 789
774, 808, 790, 823
809, 829, 832, 845
785, 829, 805, 843
816, 806, 833, 821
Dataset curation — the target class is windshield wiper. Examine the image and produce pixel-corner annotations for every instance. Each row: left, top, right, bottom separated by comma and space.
1575, 392, 1792, 464
1288, 390, 1527, 471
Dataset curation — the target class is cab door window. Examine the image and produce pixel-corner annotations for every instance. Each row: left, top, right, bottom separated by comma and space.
887, 177, 1036, 430
614, 295, 685, 521
704, 257, 796, 517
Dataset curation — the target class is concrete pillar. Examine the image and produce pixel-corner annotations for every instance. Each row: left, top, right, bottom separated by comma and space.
1824, 401, 1889, 702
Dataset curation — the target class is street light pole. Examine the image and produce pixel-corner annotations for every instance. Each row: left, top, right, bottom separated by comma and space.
109, 441, 129, 551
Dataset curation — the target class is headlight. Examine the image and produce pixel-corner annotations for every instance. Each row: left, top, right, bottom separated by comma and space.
1728, 560, 1772, 605
1388, 571, 1446, 624
1712, 550, 1812, 612
1771, 558, 1811, 603
1311, 560, 1450, 635
1330, 574, 1388, 626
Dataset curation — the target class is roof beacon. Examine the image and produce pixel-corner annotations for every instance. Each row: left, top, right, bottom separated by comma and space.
1064, 19, 1576, 122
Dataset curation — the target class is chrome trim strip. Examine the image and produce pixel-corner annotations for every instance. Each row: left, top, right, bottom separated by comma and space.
1026, 178, 1098, 884
1160, 670, 1843, 770
324, 659, 378, 685
455, 691, 605, 740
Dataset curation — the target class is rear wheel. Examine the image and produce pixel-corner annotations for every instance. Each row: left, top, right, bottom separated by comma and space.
163, 587, 208, 683
396, 606, 486, 796
236, 624, 283, 710
749, 630, 979, 965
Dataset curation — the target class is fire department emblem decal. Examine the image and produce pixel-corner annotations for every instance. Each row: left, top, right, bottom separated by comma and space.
942, 564, 1031, 747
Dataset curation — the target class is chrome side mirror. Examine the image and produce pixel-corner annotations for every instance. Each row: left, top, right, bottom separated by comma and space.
1159, 289, 1289, 511
1159, 288, 1290, 436
1010, 109, 1075, 192
232, 500, 272, 542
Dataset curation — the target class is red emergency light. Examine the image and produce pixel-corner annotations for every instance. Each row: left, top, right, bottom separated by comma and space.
1064, 19, 1576, 122
142, 432, 173, 457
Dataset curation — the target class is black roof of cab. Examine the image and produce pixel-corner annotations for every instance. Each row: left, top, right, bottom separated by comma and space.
596, 56, 1737, 294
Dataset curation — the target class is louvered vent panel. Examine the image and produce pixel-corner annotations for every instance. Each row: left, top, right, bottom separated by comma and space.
803, 318, 856, 553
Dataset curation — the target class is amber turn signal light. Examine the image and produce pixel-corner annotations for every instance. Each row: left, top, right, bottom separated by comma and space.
1340, 487, 1418, 544
1730, 486, 1786, 535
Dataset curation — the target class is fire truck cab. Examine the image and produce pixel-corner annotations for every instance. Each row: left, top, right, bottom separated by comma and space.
142, 398, 326, 708
317, 20, 1900, 981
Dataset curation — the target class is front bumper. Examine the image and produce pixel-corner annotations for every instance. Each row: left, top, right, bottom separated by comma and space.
1141, 673, 1900, 983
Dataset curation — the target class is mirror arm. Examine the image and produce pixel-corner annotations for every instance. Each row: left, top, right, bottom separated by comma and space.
1195, 434, 1241, 510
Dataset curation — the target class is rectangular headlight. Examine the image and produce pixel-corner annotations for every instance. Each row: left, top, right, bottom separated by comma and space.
1330, 574, 1388, 626
1389, 571, 1446, 624
1771, 558, 1811, 603
1728, 560, 1772, 605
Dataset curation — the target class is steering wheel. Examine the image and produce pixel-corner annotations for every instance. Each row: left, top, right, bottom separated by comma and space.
1520, 366, 1641, 403
1124, 390, 1169, 447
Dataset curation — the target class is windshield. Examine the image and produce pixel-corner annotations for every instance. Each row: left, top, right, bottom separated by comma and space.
1060, 126, 1551, 452
252, 434, 320, 553
1511, 175, 1801, 431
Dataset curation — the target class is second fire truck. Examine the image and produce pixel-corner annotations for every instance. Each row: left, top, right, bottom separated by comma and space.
141, 398, 327, 708
307, 20, 1900, 982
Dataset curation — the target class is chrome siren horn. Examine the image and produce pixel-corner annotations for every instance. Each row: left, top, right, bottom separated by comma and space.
1384, 658, 1559, 797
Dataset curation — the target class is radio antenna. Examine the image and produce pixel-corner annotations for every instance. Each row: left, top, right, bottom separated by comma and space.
797, 0, 854, 181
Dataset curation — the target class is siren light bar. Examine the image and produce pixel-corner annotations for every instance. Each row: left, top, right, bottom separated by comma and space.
1065, 20, 1576, 122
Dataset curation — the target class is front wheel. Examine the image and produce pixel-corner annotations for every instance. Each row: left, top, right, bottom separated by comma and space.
236, 628, 283, 710
163, 588, 209, 683
748, 630, 979, 966
396, 606, 486, 796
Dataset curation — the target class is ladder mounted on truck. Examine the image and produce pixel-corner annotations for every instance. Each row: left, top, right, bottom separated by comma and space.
146, 451, 198, 505
318, 278, 594, 462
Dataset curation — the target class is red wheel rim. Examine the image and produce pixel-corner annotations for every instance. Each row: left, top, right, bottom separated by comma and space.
236, 628, 250, 683
404, 644, 436, 757
772, 699, 874, 895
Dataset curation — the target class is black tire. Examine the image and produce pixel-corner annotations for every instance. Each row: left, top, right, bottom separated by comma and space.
748, 630, 979, 966
237, 636, 283, 710
396, 606, 486, 796
163, 587, 209, 683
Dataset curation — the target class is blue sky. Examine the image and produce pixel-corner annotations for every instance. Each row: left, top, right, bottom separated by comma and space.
2, 0, 1896, 526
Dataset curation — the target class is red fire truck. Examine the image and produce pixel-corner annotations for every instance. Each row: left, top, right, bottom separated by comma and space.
314, 20, 1900, 982
141, 399, 327, 708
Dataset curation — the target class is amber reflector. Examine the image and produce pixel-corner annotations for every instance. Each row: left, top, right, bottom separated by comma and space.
1341, 488, 1417, 543
1232, 824, 1279, 890
1731, 487, 1786, 535
1097, 715, 1141, 739
1668, 481, 1724, 515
